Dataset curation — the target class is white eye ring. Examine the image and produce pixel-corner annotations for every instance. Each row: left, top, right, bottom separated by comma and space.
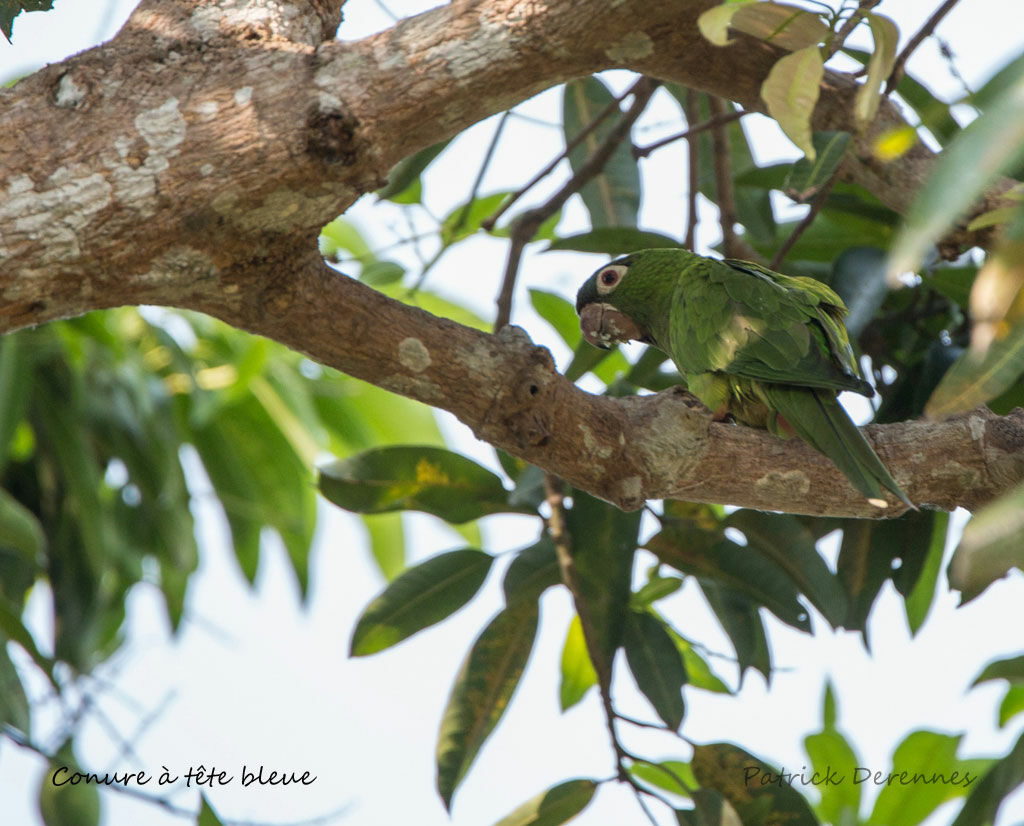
596, 264, 627, 295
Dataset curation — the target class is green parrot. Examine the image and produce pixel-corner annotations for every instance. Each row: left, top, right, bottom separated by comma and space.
575, 248, 912, 509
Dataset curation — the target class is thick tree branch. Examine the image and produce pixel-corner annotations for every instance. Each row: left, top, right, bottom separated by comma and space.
1, 0, 1015, 336
2, 0, 1023, 517
165, 251, 1022, 519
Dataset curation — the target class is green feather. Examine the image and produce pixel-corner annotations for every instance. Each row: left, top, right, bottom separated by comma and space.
576, 248, 912, 509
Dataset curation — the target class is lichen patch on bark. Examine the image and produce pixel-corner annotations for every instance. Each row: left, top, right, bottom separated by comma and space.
398, 337, 431, 372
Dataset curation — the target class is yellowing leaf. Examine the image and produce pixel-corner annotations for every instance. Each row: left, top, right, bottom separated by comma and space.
969, 208, 1024, 352
698, 1, 827, 50
761, 46, 824, 160
697, 1, 758, 47
874, 126, 918, 160
967, 206, 1020, 232
924, 314, 1024, 419
854, 13, 900, 127
731, 2, 828, 50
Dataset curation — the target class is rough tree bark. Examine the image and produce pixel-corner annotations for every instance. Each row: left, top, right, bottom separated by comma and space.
1, 0, 1022, 517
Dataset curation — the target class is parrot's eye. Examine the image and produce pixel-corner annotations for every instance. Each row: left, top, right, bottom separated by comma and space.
596, 264, 627, 295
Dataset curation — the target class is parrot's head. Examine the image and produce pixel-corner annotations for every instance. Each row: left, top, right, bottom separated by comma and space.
575, 250, 675, 349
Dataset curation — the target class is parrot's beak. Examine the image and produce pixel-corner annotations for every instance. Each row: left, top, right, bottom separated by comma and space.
578, 302, 645, 349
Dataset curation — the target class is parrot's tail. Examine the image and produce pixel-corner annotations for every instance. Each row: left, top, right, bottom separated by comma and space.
762, 385, 914, 510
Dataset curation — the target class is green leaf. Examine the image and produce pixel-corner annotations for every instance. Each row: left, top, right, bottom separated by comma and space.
676, 789, 743, 826
564, 338, 632, 384
744, 209, 894, 263
903, 510, 950, 634
649, 535, 809, 632
630, 572, 683, 608
667, 628, 731, 694
360, 259, 405, 287
503, 538, 560, 606
949, 480, 1024, 602
376, 139, 451, 202
726, 510, 846, 628
197, 794, 226, 826
38, 754, 101, 826
562, 77, 641, 228
950, 729, 1024, 826
559, 614, 597, 711
319, 217, 374, 262
760, 46, 824, 160
491, 778, 597, 826
350, 548, 493, 656
0, 334, 30, 473
925, 266, 976, 309
867, 731, 989, 826
440, 192, 510, 247
547, 229, 679, 256
783, 131, 851, 201
830, 246, 890, 338
565, 490, 642, 668
697, 581, 771, 683
0, 486, 45, 562
0, 641, 30, 734
691, 742, 821, 826
974, 654, 1024, 686
1, 1, 54, 42
889, 59, 1024, 277
629, 759, 697, 799
623, 610, 687, 729
436, 602, 539, 810
804, 685, 861, 826
530, 289, 583, 349
0, 596, 55, 689
193, 391, 316, 594
854, 14, 899, 128
837, 509, 944, 633
320, 446, 523, 523
361, 513, 406, 581
999, 685, 1024, 727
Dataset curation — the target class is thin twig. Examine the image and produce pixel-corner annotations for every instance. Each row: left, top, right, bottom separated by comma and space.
769, 166, 843, 270
413, 111, 510, 289
615, 711, 671, 731
481, 79, 644, 232
886, 0, 960, 94
708, 96, 739, 258
631, 785, 662, 826
683, 89, 701, 251
823, 0, 882, 61
493, 77, 659, 330
633, 107, 748, 160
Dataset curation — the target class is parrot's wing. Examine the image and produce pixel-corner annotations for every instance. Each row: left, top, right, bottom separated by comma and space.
669, 259, 870, 394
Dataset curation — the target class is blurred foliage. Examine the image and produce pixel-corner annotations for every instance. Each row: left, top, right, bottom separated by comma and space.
0, 0, 52, 42
4, 1, 1024, 825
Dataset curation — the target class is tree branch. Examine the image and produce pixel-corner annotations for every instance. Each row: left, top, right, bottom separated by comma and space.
2, 0, 1023, 518
2, 0, 1015, 337
173, 251, 1024, 518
